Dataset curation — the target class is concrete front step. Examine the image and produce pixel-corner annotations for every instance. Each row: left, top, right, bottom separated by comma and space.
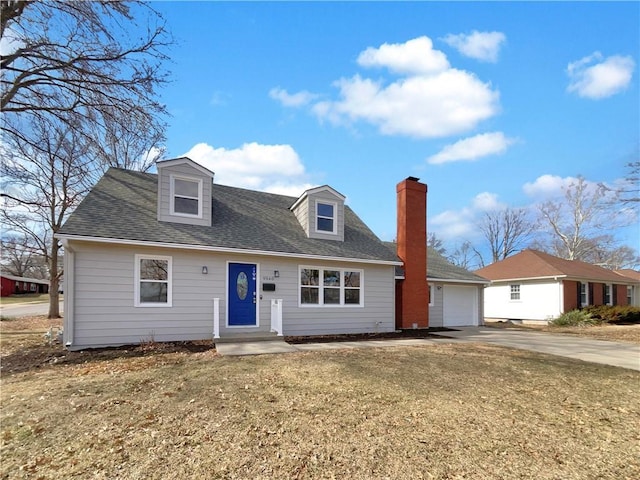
215, 332, 283, 343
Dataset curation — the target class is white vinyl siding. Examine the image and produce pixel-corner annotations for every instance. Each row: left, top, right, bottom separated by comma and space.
157, 162, 212, 226
291, 188, 345, 241
484, 280, 563, 322
65, 241, 395, 349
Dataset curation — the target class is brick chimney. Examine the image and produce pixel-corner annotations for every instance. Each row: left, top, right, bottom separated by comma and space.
396, 177, 429, 329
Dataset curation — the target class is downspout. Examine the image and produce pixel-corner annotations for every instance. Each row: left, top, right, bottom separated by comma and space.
61, 239, 75, 348
556, 277, 563, 317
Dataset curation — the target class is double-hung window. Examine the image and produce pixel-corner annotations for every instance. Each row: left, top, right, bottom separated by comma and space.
510, 284, 521, 301
316, 201, 336, 234
604, 284, 612, 305
135, 254, 172, 307
580, 282, 588, 307
300, 267, 362, 306
171, 176, 202, 217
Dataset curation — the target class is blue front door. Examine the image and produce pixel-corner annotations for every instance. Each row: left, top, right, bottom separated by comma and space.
228, 263, 257, 326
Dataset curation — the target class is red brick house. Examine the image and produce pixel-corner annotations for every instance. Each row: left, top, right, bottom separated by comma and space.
476, 250, 639, 323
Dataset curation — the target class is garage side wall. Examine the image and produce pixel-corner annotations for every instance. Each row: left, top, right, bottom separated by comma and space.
484, 280, 562, 322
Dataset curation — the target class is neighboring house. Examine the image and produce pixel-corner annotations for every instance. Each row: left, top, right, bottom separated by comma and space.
0, 274, 49, 297
386, 244, 489, 327
476, 249, 639, 323
615, 269, 640, 306
56, 157, 434, 350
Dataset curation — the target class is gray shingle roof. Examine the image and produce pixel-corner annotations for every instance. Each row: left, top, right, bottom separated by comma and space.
383, 242, 488, 283
58, 168, 399, 263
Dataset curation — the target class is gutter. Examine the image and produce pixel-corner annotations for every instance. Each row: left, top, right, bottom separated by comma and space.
54, 233, 402, 267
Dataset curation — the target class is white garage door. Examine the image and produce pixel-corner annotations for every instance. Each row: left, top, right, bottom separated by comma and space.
443, 285, 479, 327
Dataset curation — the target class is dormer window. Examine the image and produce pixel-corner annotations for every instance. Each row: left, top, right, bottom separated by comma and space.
316, 201, 337, 234
171, 175, 202, 218
291, 185, 345, 241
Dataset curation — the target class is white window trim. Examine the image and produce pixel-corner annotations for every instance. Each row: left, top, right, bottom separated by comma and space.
170, 175, 203, 218
580, 282, 589, 308
134, 254, 173, 307
298, 266, 364, 307
314, 200, 337, 235
428, 284, 434, 307
604, 284, 612, 306
510, 284, 521, 301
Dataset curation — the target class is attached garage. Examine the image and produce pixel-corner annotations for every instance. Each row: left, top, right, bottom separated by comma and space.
443, 285, 480, 327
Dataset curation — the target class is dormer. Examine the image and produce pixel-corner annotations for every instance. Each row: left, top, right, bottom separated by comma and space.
156, 157, 214, 226
291, 185, 346, 241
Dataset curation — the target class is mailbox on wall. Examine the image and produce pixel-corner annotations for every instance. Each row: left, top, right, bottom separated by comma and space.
262, 283, 276, 292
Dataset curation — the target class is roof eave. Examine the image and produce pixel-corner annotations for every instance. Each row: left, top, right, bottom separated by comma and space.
55, 233, 402, 267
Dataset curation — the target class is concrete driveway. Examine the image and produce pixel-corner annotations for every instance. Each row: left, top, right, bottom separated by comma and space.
429, 327, 640, 372
0, 301, 63, 317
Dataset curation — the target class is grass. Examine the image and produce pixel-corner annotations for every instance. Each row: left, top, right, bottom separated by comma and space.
0, 294, 59, 306
486, 321, 640, 344
1, 321, 639, 479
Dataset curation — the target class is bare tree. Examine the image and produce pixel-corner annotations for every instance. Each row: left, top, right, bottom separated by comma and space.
576, 236, 640, 270
1, 116, 96, 317
536, 176, 625, 261
1, 1, 170, 132
427, 232, 447, 256
448, 241, 484, 270
478, 207, 534, 264
1, 234, 36, 277
615, 161, 639, 205
1, 1, 171, 317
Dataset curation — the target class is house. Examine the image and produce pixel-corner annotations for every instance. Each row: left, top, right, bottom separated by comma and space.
615, 269, 640, 306
56, 157, 434, 350
0, 274, 49, 297
476, 249, 640, 323
386, 244, 489, 327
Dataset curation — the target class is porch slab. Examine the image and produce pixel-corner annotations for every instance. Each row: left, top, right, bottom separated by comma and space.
215, 340, 299, 356
215, 338, 436, 356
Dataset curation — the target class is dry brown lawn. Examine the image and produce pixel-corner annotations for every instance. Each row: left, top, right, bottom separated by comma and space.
2, 317, 639, 479
486, 321, 640, 344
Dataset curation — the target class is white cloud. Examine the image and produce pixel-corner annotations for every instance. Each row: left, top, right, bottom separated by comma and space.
357, 36, 450, 75
269, 87, 319, 107
427, 131, 515, 164
429, 192, 505, 241
522, 174, 580, 198
312, 69, 499, 138
522, 174, 610, 202
442, 31, 506, 63
274, 36, 500, 139
182, 142, 314, 196
567, 52, 635, 99
0, 26, 23, 56
472, 192, 504, 211
430, 209, 476, 239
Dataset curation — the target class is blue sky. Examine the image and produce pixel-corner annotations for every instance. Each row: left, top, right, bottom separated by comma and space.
153, 1, 639, 255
